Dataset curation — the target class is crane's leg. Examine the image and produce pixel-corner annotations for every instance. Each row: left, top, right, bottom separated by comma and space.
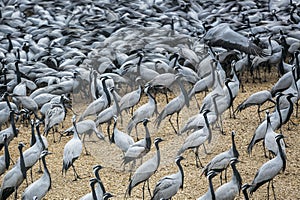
194, 95, 201, 110
147, 179, 152, 198
107, 121, 111, 143
194, 147, 202, 168
257, 105, 262, 122
168, 115, 178, 135
71, 164, 81, 181
176, 112, 180, 135
262, 141, 268, 158
267, 181, 270, 200
142, 181, 146, 200
272, 179, 277, 200
220, 171, 223, 185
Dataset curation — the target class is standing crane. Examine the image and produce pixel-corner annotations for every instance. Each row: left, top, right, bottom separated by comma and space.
214, 158, 242, 200
126, 137, 163, 199
0, 142, 26, 200
155, 74, 189, 134
62, 115, 83, 181
197, 170, 217, 200
151, 156, 184, 200
21, 150, 52, 200
177, 109, 212, 168
202, 131, 239, 184
249, 134, 286, 199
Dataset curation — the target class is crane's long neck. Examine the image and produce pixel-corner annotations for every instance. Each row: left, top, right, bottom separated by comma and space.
10, 112, 17, 137
283, 95, 294, 125
144, 123, 151, 150
276, 138, 286, 172
137, 54, 143, 76
111, 90, 121, 117
102, 79, 111, 107
177, 77, 189, 108
147, 90, 158, 115
231, 163, 242, 191
242, 187, 250, 200
155, 142, 161, 168
225, 81, 234, 107
231, 133, 239, 158
276, 94, 283, 127
42, 155, 51, 190
177, 160, 184, 189
94, 169, 106, 194
204, 113, 212, 143
208, 175, 216, 200
18, 146, 26, 179
30, 122, 36, 147
111, 120, 117, 143
91, 181, 97, 200
36, 124, 46, 150
4, 137, 10, 170
15, 61, 21, 84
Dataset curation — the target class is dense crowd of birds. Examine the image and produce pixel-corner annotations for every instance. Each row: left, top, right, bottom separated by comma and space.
0, 0, 299, 199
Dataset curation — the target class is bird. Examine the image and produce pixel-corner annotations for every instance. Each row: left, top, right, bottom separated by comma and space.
248, 134, 286, 199
122, 118, 152, 169
203, 23, 266, 56
0, 134, 10, 176
155, 74, 189, 134
21, 150, 52, 200
0, 142, 27, 200
119, 82, 142, 116
197, 170, 217, 200
0, 109, 18, 150
62, 115, 83, 181
126, 137, 163, 199
151, 155, 184, 200
127, 84, 157, 138
111, 115, 134, 156
78, 76, 112, 121
64, 119, 105, 155
15, 119, 48, 182
241, 183, 251, 200
80, 178, 98, 200
92, 165, 106, 200
202, 131, 239, 184
177, 109, 212, 168
214, 158, 242, 200
235, 90, 276, 122
264, 110, 286, 158
103, 192, 114, 200
43, 95, 67, 143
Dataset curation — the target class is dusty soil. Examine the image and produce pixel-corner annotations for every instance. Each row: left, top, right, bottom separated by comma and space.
3, 69, 300, 200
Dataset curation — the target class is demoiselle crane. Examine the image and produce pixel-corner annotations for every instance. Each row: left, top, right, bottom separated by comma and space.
62, 115, 83, 181
126, 137, 163, 199
21, 150, 52, 200
151, 156, 184, 200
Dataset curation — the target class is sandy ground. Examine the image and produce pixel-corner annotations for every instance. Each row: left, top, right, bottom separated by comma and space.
2, 70, 300, 200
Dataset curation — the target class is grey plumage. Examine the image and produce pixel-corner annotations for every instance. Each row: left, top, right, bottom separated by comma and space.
202, 131, 239, 183
0, 142, 26, 200
151, 156, 184, 200
21, 150, 52, 200
249, 134, 286, 199
197, 170, 217, 200
122, 119, 152, 167
177, 110, 211, 168
127, 137, 163, 199
235, 90, 275, 121
62, 115, 83, 181
214, 158, 242, 200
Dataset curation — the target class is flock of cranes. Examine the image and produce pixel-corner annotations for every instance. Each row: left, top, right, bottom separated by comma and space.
0, 0, 299, 199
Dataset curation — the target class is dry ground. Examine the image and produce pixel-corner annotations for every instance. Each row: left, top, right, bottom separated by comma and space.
2, 69, 300, 200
